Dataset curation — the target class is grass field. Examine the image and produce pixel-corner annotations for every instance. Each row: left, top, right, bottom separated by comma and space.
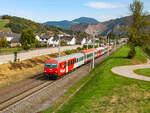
0, 48, 23, 54
134, 68, 150, 77
0, 19, 11, 32
44, 46, 150, 113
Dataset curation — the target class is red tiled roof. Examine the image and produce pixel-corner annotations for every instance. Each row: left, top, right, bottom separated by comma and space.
49, 34, 54, 37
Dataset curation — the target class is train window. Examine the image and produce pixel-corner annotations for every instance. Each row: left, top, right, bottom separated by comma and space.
64, 62, 66, 68
81, 57, 83, 61
45, 63, 58, 68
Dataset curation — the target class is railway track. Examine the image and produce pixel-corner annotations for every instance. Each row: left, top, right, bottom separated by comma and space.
0, 64, 85, 112
0, 44, 125, 112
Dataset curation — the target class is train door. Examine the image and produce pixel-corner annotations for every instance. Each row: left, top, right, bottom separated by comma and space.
68, 58, 75, 72
59, 62, 66, 76
66, 61, 68, 73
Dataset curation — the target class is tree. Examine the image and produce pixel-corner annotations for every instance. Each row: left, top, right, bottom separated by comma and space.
126, 0, 150, 58
107, 33, 115, 44
61, 40, 67, 46
0, 36, 8, 48
20, 28, 36, 50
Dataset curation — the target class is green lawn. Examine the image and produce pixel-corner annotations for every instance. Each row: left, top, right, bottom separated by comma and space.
44, 46, 150, 113
134, 68, 150, 77
0, 48, 22, 54
0, 19, 11, 32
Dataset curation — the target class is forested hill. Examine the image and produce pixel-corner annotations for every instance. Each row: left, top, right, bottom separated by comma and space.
1, 15, 69, 34
43, 17, 99, 29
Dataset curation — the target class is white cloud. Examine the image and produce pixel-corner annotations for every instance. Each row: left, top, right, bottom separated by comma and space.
86, 2, 123, 9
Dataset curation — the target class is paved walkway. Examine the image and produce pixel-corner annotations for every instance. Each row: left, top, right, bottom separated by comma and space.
111, 60, 150, 82
0, 45, 82, 64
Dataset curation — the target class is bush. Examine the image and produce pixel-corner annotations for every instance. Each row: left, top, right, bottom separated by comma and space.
61, 40, 67, 46
77, 47, 82, 51
144, 47, 150, 57
64, 50, 72, 55
128, 47, 136, 59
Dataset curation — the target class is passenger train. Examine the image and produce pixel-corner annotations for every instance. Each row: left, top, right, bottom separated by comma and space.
44, 45, 112, 79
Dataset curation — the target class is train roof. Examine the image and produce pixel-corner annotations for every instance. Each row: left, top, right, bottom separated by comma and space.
50, 52, 84, 63
96, 47, 104, 50
81, 48, 97, 54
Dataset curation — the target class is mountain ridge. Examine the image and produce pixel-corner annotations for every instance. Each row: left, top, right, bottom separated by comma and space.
43, 17, 99, 29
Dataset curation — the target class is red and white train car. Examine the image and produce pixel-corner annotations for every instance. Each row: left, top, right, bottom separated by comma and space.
80, 48, 97, 62
44, 53, 84, 79
96, 47, 104, 56
44, 45, 112, 79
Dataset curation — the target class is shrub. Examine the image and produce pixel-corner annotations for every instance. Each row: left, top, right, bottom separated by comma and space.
128, 47, 136, 59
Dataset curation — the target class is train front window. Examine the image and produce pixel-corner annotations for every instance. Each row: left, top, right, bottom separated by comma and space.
45, 63, 58, 68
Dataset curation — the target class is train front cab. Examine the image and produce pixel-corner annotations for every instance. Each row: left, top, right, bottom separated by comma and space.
44, 60, 59, 79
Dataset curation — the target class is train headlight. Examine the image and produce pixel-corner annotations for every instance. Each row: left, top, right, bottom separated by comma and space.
44, 70, 47, 72
55, 71, 57, 73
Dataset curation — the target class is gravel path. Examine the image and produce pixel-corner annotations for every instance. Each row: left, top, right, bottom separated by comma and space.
111, 61, 150, 82
0, 45, 82, 64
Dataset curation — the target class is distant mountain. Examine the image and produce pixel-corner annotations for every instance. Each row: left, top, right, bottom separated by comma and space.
43, 20, 73, 30
71, 16, 134, 36
43, 17, 99, 29
72, 17, 99, 24
72, 23, 89, 32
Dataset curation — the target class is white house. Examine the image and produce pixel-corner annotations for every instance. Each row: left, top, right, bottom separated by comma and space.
76, 37, 86, 45
39, 35, 52, 45
35, 35, 40, 41
66, 37, 76, 45
52, 38, 59, 46
47, 37, 54, 45
87, 39, 92, 44
81, 38, 86, 45
0, 32, 20, 42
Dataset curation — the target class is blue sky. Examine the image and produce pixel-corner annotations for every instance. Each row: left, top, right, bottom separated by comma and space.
0, 0, 150, 23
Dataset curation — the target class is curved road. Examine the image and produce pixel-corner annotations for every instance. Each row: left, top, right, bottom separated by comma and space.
111, 62, 150, 82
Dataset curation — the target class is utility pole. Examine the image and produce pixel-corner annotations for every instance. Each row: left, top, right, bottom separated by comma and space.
58, 34, 62, 58
108, 36, 110, 56
87, 37, 88, 49
115, 37, 117, 50
92, 33, 95, 69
